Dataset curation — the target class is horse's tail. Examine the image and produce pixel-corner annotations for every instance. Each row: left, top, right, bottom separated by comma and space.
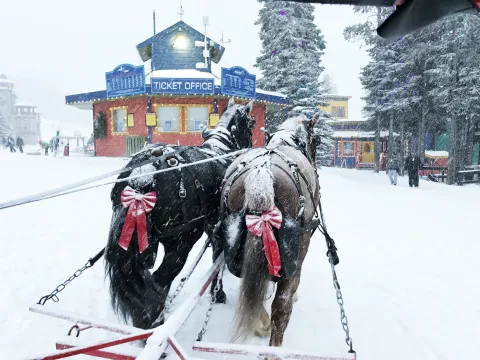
104, 204, 164, 329
232, 167, 273, 341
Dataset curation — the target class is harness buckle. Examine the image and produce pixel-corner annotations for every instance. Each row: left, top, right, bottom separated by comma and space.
167, 158, 179, 167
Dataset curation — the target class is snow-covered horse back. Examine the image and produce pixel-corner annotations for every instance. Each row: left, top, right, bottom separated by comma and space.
104, 97, 254, 330
217, 114, 320, 346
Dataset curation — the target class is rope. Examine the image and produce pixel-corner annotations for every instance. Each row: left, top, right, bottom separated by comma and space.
0, 149, 248, 211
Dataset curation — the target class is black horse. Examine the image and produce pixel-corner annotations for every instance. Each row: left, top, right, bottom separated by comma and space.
105, 97, 255, 329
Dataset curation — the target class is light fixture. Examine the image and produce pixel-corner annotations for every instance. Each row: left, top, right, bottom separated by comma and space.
173, 35, 188, 49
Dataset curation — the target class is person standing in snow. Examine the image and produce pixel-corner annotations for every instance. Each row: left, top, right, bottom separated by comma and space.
387, 151, 400, 185
8, 136, 16, 153
16, 136, 24, 153
404, 152, 421, 187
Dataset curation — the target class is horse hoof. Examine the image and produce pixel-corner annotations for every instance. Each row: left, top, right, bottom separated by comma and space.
212, 290, 227, 304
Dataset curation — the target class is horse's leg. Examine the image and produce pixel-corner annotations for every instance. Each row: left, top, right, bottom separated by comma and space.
208, 222, 227, 304
151, 231, 201, 324
269, 232, 311, 348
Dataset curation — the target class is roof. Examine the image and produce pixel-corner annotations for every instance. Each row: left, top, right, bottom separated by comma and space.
425, 150, 448, 158
65, 83, 288, 110
136, 21, 225, 64
14, 101, 36, 107
333, 130, 396, 139
327, 118, 366, 124
321, 94, 352, 100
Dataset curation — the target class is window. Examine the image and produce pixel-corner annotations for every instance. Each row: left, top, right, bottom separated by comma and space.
157, 106, 180, 132
331, 106, 346, 118
342, 142, 354, 157
187, 106, 208, 131
113, 108, 127, 133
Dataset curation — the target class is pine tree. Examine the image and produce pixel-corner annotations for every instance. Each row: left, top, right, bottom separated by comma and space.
255, 0, 327, 128
315, 116, 334, 167
255, 0, 333, 163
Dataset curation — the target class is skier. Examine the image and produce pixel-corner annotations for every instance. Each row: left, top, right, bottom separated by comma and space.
16, 136, 24, 153
387, 151, 400, 185
404, 152, 421, 187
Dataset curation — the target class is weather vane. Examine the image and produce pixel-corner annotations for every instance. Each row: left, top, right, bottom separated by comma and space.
178, 5, 185, 21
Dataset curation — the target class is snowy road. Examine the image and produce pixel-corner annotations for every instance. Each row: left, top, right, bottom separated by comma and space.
0, 152, 479, 360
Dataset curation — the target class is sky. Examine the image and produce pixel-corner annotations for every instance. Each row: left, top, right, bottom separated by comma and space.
0, 0, 370, 138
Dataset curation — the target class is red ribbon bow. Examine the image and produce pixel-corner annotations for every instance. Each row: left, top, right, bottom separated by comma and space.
118, 186, 157, 253
246, 206, 283, 277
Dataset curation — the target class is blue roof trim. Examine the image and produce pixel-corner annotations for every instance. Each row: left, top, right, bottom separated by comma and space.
65, 84, 288, 105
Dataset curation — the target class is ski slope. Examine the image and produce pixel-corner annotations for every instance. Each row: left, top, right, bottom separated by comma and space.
0, 151, 479, 360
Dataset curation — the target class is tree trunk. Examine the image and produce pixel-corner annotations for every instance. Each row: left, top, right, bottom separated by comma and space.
418, 106, 426, 164
388, 112, 394, 159
465, 117, 474, 166
447, 117, 456, 185
374, 115, 380, 173
400, 118, 405, 175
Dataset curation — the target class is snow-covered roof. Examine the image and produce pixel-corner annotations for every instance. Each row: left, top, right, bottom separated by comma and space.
327, 118, 366, 124
256, 89, 286, 98
425, 150, 448, 158
333, 130, 396, 139
14, 101, 36, 107
321, 94, 352, 99
146, 69, 221, 85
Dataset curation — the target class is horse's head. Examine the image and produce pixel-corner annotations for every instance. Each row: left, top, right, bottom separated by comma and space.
217, 97, 256, 149
267, 114, 320, 164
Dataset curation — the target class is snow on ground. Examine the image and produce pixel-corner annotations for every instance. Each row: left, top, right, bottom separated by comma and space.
0, 151, 479, 360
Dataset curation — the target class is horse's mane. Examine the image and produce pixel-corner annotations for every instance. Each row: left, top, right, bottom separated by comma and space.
267, 115, 307, 150
276, 115, 307, 132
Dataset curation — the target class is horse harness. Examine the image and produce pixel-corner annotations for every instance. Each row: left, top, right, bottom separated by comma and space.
222, 147, 320, 235
150, 132, 237, 240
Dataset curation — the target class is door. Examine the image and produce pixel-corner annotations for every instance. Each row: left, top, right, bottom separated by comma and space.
362, 141, 375, 163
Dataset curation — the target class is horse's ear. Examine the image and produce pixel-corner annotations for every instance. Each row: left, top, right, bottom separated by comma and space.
228, 97, 235, 108
246, 101, 254, 114
310, 112, 320, 128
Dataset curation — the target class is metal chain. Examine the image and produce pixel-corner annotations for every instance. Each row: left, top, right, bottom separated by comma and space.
37, 248, 104, 306
37, 261, 92, 305
328, 250, 355, 353
196, 262, 225, 341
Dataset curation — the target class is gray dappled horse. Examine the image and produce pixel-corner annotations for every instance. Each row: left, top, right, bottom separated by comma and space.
215, 114, 321, 351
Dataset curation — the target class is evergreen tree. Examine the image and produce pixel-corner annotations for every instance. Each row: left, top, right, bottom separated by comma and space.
315, 116, 334, 167
255, 0, 327, 128
255, 0, 333, 163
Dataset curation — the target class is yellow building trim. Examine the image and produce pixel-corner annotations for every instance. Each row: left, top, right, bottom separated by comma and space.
319, 99, 349, 120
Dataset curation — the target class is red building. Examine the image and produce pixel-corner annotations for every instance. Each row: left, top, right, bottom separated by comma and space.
65, 20, 287, 157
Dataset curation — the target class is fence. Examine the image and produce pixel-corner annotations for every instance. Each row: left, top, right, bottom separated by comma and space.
126, 136, 147, 157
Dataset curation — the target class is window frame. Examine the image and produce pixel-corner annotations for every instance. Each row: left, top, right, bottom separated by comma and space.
341, 141, 355, 157
154, 104, 183, 134
110, 106, 128, 135
153, 103, 213, 134
185, 105, 210, 133
331, 106, 346, 119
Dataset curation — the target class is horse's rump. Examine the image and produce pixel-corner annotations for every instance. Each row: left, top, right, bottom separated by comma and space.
218, 208, 301, 279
